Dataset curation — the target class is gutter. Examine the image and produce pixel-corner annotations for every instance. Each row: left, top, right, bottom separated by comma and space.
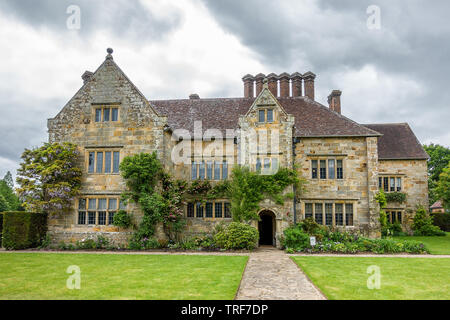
292, 136, 301, 224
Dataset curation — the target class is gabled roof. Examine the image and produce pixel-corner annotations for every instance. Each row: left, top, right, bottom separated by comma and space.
363, 123, 429, 160
151, 96, 380, 138
431, 200, 443, 209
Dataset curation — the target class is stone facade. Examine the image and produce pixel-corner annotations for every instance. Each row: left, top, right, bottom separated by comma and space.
46, 51, 428, 247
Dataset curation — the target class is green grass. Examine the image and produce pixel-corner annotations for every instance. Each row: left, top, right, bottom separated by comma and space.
0, 253, 248, 300
292, 256, 450, 300
393, 232, 450, 255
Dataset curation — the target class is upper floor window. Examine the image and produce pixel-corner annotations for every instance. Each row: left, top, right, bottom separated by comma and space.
379, 176, 402, 192
256, 157, 279, 174
192, 160, 228, 180
95, 106, 119, 122
88, 150, 120, 174
311, 158, 344, 180
258, 109, 274, 123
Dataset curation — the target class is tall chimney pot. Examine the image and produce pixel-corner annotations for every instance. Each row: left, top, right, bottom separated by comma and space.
291, 72, 303, 97
242, 74, 255, 98
328, 90, 342, 114
267, 73, 278, 97
303, 71, 316, 100
255, 73, 265, 96
279, 72, 290, 98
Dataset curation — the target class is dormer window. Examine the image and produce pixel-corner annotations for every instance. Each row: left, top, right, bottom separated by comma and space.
95, 106, 119, 122
258, 109, 274, 123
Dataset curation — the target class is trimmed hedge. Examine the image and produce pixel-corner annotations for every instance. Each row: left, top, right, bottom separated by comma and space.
433, 213, 450, 232
2, 212, 47, 250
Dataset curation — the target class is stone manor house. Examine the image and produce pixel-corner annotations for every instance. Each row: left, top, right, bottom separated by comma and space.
47, 49, 429, 247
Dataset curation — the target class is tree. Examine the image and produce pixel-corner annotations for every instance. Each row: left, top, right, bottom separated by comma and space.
423, 143, 450, 205
3, 171, 14, 189
0, 194, 9, 212
436, 163, 450, 211
0, 180, 21, 211
16, 142, 82, 213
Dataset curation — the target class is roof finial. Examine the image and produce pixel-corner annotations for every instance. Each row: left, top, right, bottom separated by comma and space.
263, 77, 269, 89
106, 48, 114, 60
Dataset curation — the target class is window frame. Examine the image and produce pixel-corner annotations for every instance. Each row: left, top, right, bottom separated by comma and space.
94, 105, 120, 123
77, 196, 126, 226
310, 157, 344, 180
186, 201, 231, 220
86, 149, 121, 175
379, 175, 403, 193
304, 201, 356, 227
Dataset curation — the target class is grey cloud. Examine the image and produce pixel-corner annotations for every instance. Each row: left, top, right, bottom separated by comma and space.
0, 0, 182, 42
201, 0, 450, 146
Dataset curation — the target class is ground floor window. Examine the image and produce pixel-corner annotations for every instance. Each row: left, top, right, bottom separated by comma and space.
186, 201, 231, 220
386, 210, 403, 224
78, 197, 127, 226
303, 201, 355, 227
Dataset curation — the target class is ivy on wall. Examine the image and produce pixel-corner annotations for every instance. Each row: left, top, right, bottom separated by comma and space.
385, 192, 407, 203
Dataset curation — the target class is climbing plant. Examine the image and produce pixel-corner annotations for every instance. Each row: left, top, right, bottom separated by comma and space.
385, 192, 407, 203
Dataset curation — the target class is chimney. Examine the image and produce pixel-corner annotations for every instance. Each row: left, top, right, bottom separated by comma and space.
279, 72, 290, 98
82, 71, 94, 84
189, 93, 200, 100
328, 90, 342, 114
291, 72, 303, 97
303, 71, 316, 100
255, 73, 265, 95
267, 73, 278, 96
242, 74, 255, 98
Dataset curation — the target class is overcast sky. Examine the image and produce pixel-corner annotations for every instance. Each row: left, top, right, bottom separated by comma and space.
0, 0, 449, 180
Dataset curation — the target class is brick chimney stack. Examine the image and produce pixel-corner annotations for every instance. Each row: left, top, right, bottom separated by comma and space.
279, 73, 290, 98
267, 73, 278, 96
291, 72, 303, 97
328, 90, 342, 114
303, 71, 316, 100
243, 74, 255, 98
255, 73, 265, 96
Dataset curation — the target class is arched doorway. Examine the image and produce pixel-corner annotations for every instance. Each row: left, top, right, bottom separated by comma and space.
258, 210, 276, 246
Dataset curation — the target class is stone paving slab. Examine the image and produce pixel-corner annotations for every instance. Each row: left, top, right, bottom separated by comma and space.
236, 247, 326, 300
290, 253, 450, 258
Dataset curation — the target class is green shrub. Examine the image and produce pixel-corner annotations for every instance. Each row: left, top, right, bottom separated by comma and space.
280, 224, 310, 251
413, 206, 446, 236
385, 192, 407, 203
432, 213, 450, 232
2, 212, 47, 250
214, 222, 259, 250
128, 236, 160, 250
113, 210, 133, 228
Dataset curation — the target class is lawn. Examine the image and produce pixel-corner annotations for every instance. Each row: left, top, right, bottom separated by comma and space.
393, 232, 450, 255
0, 253, 248, 300
292, 256, 450, 300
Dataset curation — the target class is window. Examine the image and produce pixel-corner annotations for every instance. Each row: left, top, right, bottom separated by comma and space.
335, 204, 343, 226
328, 160, 335, 179
379, 176, 403, 193
386, 211, 403, 224
199, 161, 205, 180
305, 203, 313, 219
215, 203, 223, 218
336, 160, 343, 179
87, 150, 120, 174
207, 161, 213, 180
187, 203, 195, 218
196, 202, 204, 218
315, 203, 323, 225
187, 201, 230, 219
192, 160, 228, 180
94, 106, 119, 122
345, 203, 354, 226
272, 158, 279, 171
267, 109, 274, 123
259, 110, 266, 123
320, 160, 327, 179
222, 161, 228, 180
256, 158, 262, 172
311, 158, 343, 180
325, 203, 333, 226
78, 197, 126, 226
206, 202, 213, 218
312, 160, 318, 179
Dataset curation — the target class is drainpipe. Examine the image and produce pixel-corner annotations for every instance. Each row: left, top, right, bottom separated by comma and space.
292, 136, 301, 224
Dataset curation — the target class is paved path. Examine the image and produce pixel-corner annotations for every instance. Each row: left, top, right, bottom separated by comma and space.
235, 247, 326, 300
290, 253, 450, 258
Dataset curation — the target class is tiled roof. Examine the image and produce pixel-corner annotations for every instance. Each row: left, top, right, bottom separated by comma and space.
431, 200, 443, 209
363, 123, 429, 160
150, 96, 380, 138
